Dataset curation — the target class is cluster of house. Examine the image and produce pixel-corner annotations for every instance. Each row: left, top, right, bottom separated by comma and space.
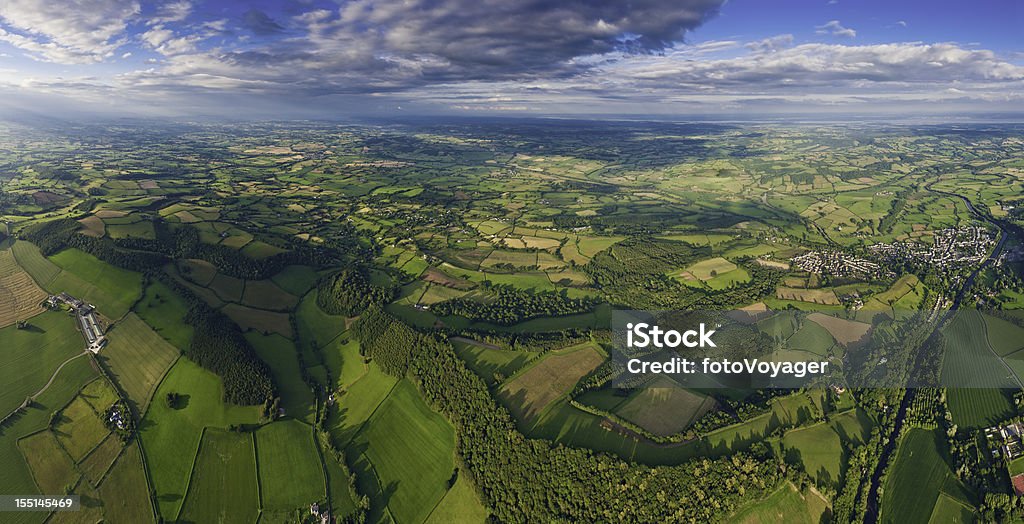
108, 403, 127, 431
870, 226, 995, 269
309, 502, 330, 524
791, 250, 884, 277
985, 422, 1024, 495
45, 293, 106, 352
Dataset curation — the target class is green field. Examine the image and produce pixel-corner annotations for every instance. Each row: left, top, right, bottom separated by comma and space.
246, 332, 315, 422
881, 428, 971, 524
98, 313, 179, 412
47, 248, 143, 318
255, 420, 326, 510
425, 470, 490, 524
179, 428, 260, 523
139, 358, 262, 519
0, 311, 85, 418
11, 240, 62, 286
53, 396, 110, 461
270, 265, 319, 296
1, 355, 98, 524
775, 408, 872, 489
135, 280, 193, 350
947, 388, 1014, 428
452, 338, 539, 385
350, 379, 456, 524
726, 481, 830, 524
18, 430, 79, 494
97, 441, 155, 524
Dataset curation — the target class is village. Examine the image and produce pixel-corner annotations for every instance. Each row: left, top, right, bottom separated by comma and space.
870, 226, 996, 270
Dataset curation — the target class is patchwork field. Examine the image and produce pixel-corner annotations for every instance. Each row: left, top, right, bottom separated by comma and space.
139, 359, 262, 519
727, 482, 830, 524
499, 342, 606, 423
775, 287, 840, 305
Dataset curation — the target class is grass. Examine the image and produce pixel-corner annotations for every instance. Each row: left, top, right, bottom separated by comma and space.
498, 342, 605, 424
18, 430, 79, 494
726, 481, 829, 524
0, 246, 48, 328
983, 314, 1024, 356
806, 313, 871, 347
11, 240, 61, 286
880, 428, 969, 524
221, 303, 292, 338
613, 379, 716, 437
98, 313, 179, 413
241, 279, 298, 311
323, 444, 359, 520
425, 471, 490, 524
79, 433, 123, 484
97, 441, 155, 524
0, 311, 85, 418
78, 378, 119, 414
139, 358, 262, 519
928, 492, 975, 524
329, 360, 398, 447
270, 265, 319, 296
135, 280, 193, 350
179, 428, 260, 523
53, 396, 110, 462
787, 320, 835, 356
0, 354, 98, 521
48, 248, 142, 318
452, 338, 539, 386
208, 273, 245, 302
946, 389, 1014, 429
296, 289, 347, 349
246, 332, 315, 423
255, 420, 326, 510
350, 379, 455, 524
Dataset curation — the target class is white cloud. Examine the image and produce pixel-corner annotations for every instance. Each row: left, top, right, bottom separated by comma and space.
0, 0, 139, 63
150, 0, 191, 25
816, 20, 856, 38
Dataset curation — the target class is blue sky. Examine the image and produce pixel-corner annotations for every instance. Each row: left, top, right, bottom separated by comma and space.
0, 0, 1021, 118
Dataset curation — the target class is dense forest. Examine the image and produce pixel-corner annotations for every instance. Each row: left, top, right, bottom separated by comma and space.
316, 268, 394, 316
431, 286, 600, 325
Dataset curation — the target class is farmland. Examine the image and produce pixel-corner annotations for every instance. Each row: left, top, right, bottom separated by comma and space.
97, 313, 179, 412
255, 420, 326, 510
1, 118, 1023, 522
498, 342, 606, 424
179, 429, 260, 523
880, 428, 972, 524
0, 245, 47, 327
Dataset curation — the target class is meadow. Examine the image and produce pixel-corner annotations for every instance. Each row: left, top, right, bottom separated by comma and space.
498, 342, 605, 423
349, 379, 456, 524
98, 313, 179, 412
0, 311, 85, 418
880, 428, 972, 524
179, 428, 260, 523
255, 420, 326, 510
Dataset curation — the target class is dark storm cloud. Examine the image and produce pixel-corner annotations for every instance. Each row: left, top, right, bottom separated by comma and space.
242, 9, 284, 36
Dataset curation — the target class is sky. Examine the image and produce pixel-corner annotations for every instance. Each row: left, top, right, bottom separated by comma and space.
0, 0, 1021, 119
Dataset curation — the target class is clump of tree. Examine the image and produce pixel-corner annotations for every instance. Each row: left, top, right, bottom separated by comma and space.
431, 286, 599, 325
316, 268, 393, 317
165, 392, 182, 409
352, 306, 416, 376
184, 303, 276, 405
